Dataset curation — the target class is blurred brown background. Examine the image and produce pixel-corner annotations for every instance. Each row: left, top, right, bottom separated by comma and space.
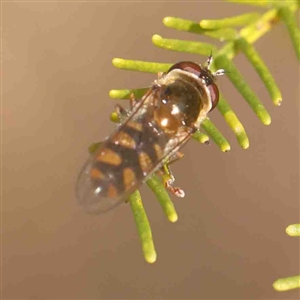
2, 1, 299, 299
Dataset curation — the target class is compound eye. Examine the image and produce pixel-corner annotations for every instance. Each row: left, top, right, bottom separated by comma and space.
208, 83, 220, 111
167, 61, 201, 77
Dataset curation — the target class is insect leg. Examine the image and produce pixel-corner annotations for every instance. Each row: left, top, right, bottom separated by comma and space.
167, 151, 184, 165
206, 52, 213, 69
156, 151, 184, 177
162, 163, 185, 198
115, 91, 145, 122
129, 93, 137, 109
115, 104, 130, 122
158, 152, 185, 198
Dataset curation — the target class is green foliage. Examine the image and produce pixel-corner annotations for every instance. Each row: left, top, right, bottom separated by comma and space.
272, 224, 300, 291
91, 1, 299, 264
128, 190, 157, 264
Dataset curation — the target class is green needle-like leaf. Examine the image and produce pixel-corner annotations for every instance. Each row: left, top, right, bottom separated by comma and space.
205, 27, 239, 41
278, 5, 300, 61
240, 8, 279, 44
235, 37, 282, 106
146, 175, 178, 223
286, 223, 300, 237
112, 58, 171, 74
202, 118, 231, 152
217, 96, 250, 149
200, 12, 261, 29
192, 130, 210, 145
273, 223, 300, 291
214, 55, 271, 125
109, 88, 148, 100
224, 0, 272, 7
163, 16, 238, 41
273, 275, 300, 291
152, 34, 217, 56
110, 111, 120, 123
129, 190, 157, 263
163, 16, 207, 34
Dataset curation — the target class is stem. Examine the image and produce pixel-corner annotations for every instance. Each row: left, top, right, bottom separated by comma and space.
278, 5, 300, 61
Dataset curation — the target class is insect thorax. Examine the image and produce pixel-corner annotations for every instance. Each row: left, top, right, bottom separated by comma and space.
154, 69, 213, 134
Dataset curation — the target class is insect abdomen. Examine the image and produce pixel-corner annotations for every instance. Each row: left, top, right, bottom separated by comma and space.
77, 118, 168, 213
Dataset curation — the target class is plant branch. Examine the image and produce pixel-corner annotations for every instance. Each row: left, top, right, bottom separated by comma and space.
100, 2, 300, 263
278, 4, 300, 61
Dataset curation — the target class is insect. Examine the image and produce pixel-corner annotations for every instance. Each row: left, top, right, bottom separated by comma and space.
76, 55, 225, 213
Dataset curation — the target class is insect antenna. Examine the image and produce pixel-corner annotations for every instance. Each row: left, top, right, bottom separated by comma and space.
206, 51, 213, 69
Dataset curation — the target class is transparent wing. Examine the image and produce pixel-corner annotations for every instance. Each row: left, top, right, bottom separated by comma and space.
76, 89, 157, 214
76, 85, 194, 214
76, 153, 126, 214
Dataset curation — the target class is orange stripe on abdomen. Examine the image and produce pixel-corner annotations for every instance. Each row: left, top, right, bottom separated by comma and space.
96, 148, 122, 166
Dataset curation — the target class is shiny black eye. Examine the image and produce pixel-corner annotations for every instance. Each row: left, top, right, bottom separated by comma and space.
167, 61, 202, 77
208, 83, 219, 111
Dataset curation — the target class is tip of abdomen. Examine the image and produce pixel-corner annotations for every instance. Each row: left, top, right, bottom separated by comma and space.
76, 159, 123, 214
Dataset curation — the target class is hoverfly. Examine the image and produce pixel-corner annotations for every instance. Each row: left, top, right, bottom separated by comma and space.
76, 55, 225, 213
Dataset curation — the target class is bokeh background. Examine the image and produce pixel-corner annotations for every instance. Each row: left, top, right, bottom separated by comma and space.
2, 1, 299, 299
